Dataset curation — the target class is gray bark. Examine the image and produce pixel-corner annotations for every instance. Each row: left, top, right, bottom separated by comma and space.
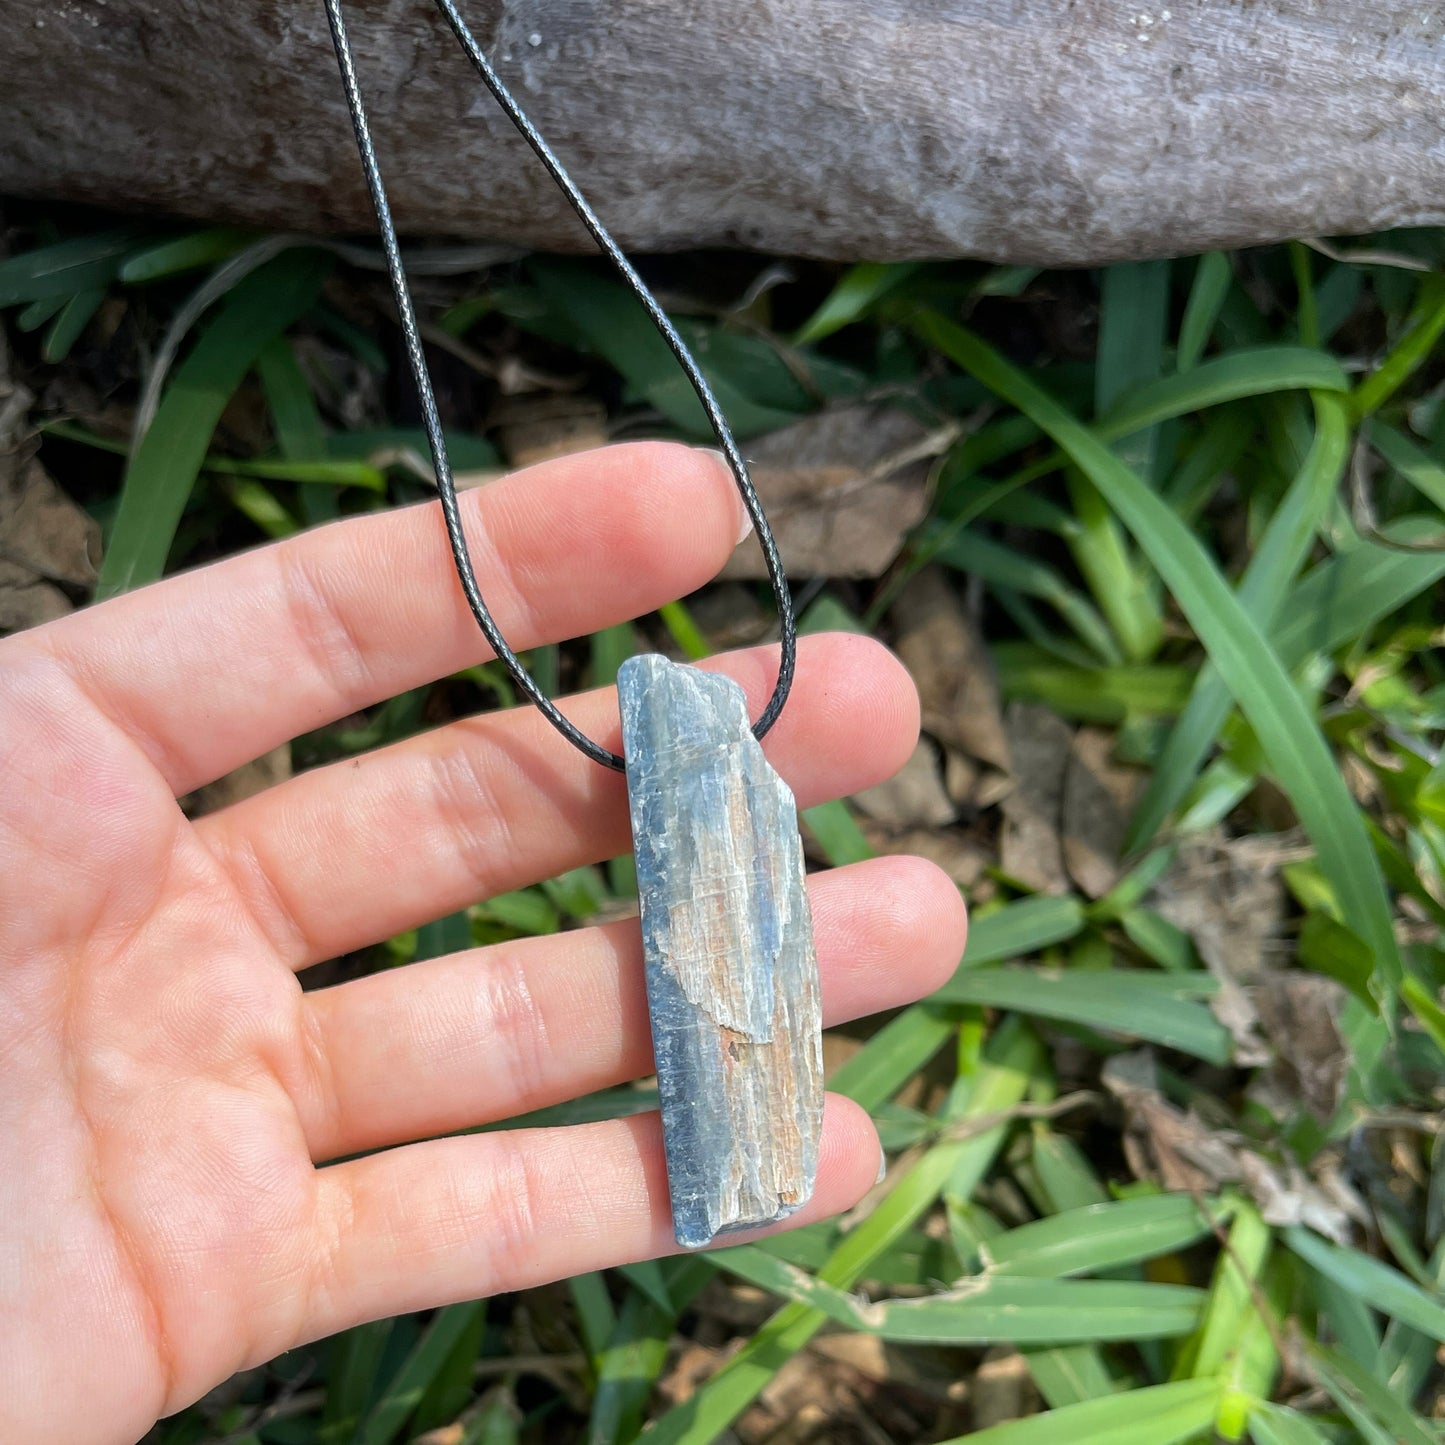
3, 1, 1442, 265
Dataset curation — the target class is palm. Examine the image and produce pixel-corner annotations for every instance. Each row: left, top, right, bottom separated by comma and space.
0, 445, 963, 1444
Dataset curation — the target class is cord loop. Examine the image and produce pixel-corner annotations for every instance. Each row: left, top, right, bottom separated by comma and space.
323, 0, 797, 771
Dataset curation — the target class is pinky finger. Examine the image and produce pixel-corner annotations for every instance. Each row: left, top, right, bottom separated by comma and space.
301, 1095, 881, 1341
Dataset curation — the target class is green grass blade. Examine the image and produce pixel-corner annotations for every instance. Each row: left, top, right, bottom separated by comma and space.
1309, 1341, 1436, 1445
1283, 1226, 1445, 1341
615, 1259, 674, 1314
256, 336, 327, 461
657, 599, 710, 660
800, 799, 874, 866
968, 345, 1341, 526
915, 313, 1403, 993
16, 294, 66, 331
226, 478, 298, 539
1024, 1345, 1119, 1409
588, 1291, 668, 1445
569, 1273, 616, 1363
118, 228, 253, 283
1183, 1200, 1272, 1437
1063, 469, 1164, 662
466, 1385, 523, 1445
587, 1259, 712, 1445
357, 1301, 486, 1445
1103, 347, 1348, 439
1178, 253, 1232, 370
978, 1194, 1226, 1278
1126, 393, 1351, 850
1350, 274, 1445, 421
829, 1004, 962, 1112
793, 261, 924, 344
0, 228, 144, 306
1161, 409, 1251, 520
1312, 1250, 1386, 1376
933, 967, 1232, 1064
322, 1320, 393, 1442
992, 645, 1195, 723
1216, 1269, 1284, 1441
1381, 1239, 1445, 1400
936, 1378, 1220, 1445
207, 456, 386, 490
42, 288, 105, 362
1248, 1403, 1335, 1445
961, 897, 1088, 966
713, 1249, 1205, 1343
1273, 516, 1445, 661
1289, 242, 1320, 346
589, 623, 636, 687
936, 528, 1123, 665
525, 258, 805, 438
95, 250, 331, 598
1097, 260, 1170, 472
1369, 421, 1445, 515
1030, 1128, 1108, 1212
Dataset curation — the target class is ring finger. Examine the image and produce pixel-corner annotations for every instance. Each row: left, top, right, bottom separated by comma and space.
296, 855, 966, 1162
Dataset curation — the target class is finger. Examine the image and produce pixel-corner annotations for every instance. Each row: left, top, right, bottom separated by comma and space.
197, 632, 919, 969
25, 444, 747, 795
298, 856, 965, 1161
301, 1095, 879, 1341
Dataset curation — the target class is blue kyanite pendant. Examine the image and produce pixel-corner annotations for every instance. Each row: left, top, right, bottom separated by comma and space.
618, 654, 824, 1249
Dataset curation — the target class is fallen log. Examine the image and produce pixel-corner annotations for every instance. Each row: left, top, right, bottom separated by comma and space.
3, 1, 1442, 264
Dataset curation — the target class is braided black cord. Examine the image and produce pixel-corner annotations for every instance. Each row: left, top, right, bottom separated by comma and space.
322, 0, 797, 770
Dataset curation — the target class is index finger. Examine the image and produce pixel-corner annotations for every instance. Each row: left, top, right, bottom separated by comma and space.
18, 444, 746, 796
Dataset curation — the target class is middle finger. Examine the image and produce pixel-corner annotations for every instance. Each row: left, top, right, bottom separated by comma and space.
196, 633, 917, 970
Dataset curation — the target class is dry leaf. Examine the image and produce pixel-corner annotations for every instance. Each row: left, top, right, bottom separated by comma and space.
891, 566, 1010, 773
1061, 726, 1145, 898
658, 1339, 729, 1408
1103, 1050, 1354, 1240
811, 1333, 970, 1403
491, 392, 608, 468
0, 557, 73, 631
999, 702, 1072, 894
0, 370, 101, 633
853, 740, 956, 830
972, 1349, 1039, 1431
1252, 972, 1351, 1123
1, 455, 102, 589
1150, 829, 1307, 1064
722, 405, 941, 580
858, 822, 988, 889
1104, 1052, 1240, 1194
1233, 1152, 1356, 1241
1151, 830, 1302, 981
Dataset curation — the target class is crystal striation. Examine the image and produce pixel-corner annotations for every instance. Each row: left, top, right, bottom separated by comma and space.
619, 654, 824, 1250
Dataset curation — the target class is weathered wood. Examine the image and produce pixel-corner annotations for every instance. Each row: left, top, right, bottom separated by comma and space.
619, 654, 822, 1249
2, 3, 1442, 265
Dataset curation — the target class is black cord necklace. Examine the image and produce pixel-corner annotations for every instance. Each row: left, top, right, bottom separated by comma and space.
323, 1, 823, 1250
322, 0, 796, 771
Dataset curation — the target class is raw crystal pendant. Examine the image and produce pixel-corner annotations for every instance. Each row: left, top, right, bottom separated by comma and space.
618, 654, 824, 1249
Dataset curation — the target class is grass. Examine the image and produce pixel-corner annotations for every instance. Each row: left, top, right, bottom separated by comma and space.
3, 208, 1445, 1443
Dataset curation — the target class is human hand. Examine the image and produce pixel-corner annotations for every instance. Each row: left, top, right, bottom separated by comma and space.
0, 444, 966, 1443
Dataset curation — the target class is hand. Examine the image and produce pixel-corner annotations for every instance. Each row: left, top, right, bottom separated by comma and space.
0, 443, 966, 1444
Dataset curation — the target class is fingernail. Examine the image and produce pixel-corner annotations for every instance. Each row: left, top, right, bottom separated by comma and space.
696, 446, 754, 547
876, 1143, 889, 1185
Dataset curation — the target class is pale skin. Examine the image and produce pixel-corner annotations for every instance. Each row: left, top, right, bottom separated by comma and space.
0, 443, 967, 1444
